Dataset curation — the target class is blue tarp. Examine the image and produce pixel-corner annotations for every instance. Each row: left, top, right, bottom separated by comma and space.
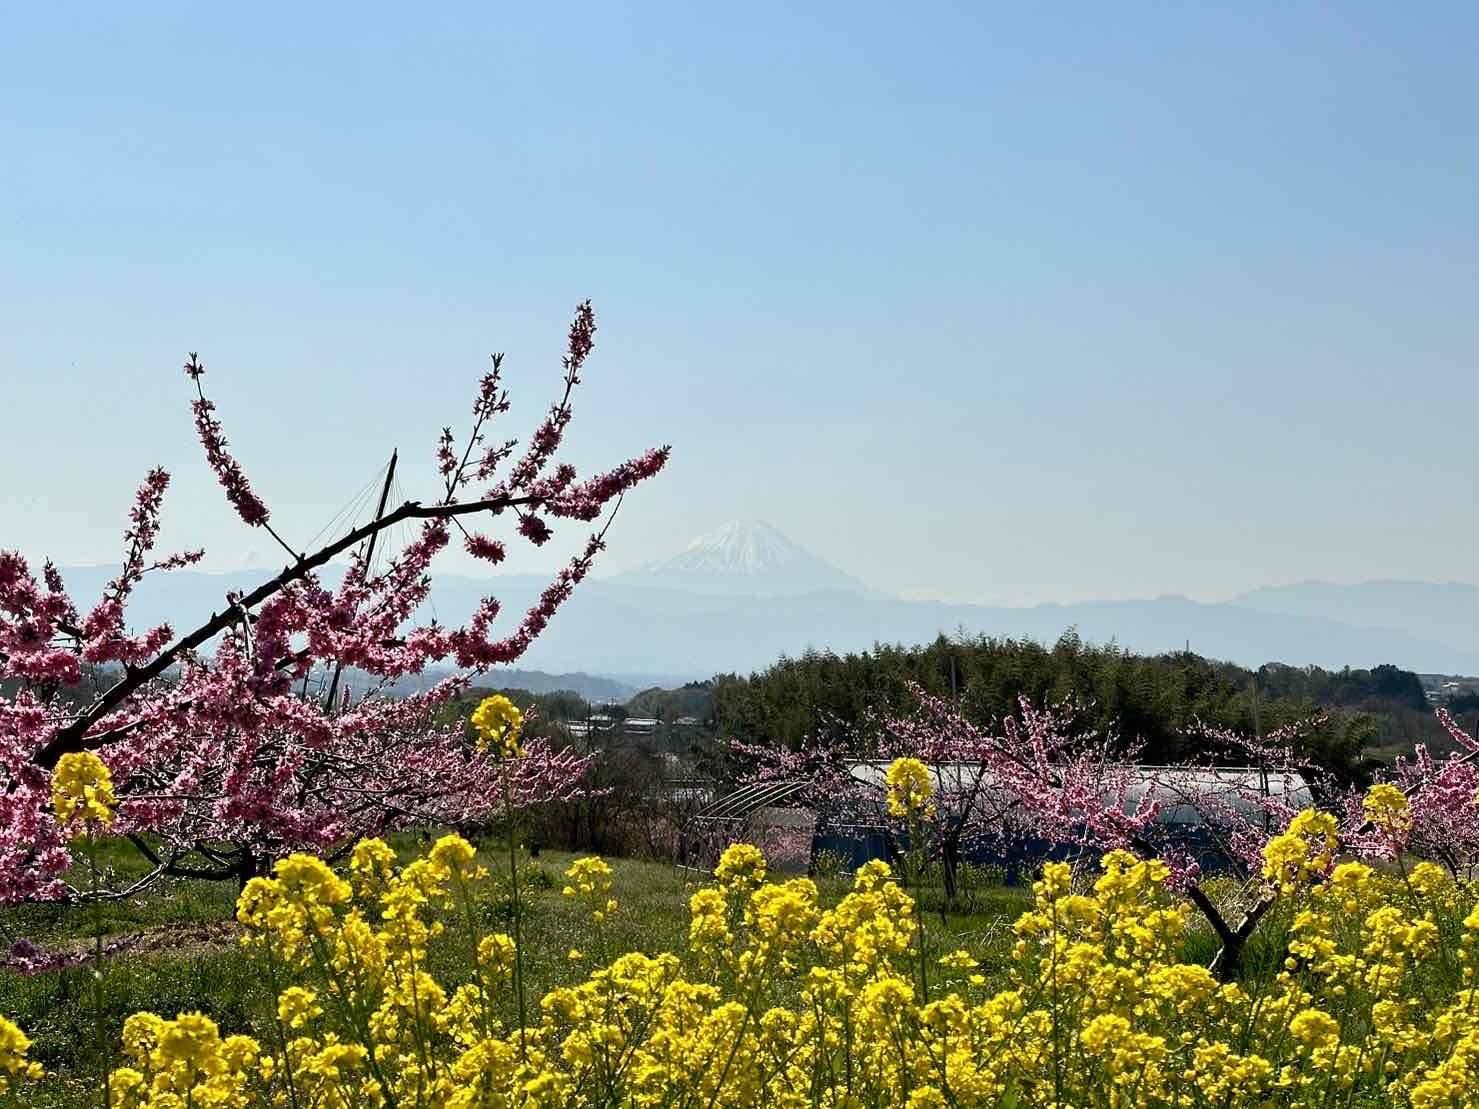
812, 824, 1247, 885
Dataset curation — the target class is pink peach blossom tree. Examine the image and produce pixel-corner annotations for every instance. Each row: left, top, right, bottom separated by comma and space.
0, 302, 667, 900
866, 686, 1479, 975
734, 683, 1352, 977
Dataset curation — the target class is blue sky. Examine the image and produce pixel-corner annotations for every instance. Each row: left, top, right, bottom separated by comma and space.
3, 3, 1477, 604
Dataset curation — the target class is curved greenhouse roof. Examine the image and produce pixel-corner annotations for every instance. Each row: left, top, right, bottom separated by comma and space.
844, 761, 1312, 827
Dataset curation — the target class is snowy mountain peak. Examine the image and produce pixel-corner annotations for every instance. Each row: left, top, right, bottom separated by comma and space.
616, 520, 865, 596
678, 520, 812, 574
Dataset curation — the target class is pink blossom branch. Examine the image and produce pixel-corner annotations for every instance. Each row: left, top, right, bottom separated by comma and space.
34, 490, 550, 767
0, 301, 667, 905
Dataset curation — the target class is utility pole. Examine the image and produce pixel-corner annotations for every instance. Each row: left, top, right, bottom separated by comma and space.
324, 449, 397, 713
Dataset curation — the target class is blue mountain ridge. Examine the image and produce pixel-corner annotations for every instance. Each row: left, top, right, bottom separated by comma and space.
52, 564, 1479, 684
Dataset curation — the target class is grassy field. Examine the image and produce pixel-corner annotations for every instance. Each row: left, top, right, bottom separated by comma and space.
0, 834, 1035, 1107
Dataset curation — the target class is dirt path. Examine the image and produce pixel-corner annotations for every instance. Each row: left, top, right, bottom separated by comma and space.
5, 918, 240, 973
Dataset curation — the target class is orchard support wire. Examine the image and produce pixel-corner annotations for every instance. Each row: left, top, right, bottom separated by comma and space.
676, 780, 812, 873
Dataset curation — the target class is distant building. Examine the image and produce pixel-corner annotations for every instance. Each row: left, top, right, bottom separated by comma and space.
1426, 680, 1471, 705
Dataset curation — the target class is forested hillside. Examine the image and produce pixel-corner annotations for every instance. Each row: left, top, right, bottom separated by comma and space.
704, 633, 1455, 784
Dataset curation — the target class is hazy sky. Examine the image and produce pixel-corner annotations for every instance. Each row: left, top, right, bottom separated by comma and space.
4, 3, 1478, 605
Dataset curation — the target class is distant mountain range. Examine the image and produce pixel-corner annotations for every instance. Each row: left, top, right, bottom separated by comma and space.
369, 667, 639, 703
54, 523, 1479, 682
1231, 580, 1479, 659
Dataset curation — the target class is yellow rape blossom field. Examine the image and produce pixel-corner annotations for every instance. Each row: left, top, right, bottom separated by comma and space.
2, 752, 1478, 1106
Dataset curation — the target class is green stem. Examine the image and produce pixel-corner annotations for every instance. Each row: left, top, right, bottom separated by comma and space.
85, 827, 110, 1109
503, 768, 528, 1063
700, 949, 773, 1109
258, 940, 303, 1109
454, 870, 496, 1042
910, 818, 929, 1002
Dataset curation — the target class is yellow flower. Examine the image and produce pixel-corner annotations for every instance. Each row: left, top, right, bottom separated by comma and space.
885, 757, 935, 820
563, 856, 616, 922
563, 855, 613, 896
715, 843, 767, 890
1289, 1007, 1340, 1051
348, 836, 397, 897
50, 751, 116, 827
71, 800, 1479, 1109
1080, 1011, 1134, 1055
907, 1087, 949, 1108
1364, 782, 1412, 838
429, 833, 482, 880
938, 949, 979, 971
1263, 809, 1339, 890
0, 1016, 43, 1091
276, 986, 322, 1030
477, 932, 516, 974
470, 694, 523, 758
157, 1010, 225, 1067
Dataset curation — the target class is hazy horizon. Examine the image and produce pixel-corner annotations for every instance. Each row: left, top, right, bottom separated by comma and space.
44, 515, 1479, 612
7, 5, 1479, 606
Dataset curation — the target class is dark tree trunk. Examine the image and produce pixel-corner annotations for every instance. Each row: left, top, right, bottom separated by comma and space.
941, 836, 960, 901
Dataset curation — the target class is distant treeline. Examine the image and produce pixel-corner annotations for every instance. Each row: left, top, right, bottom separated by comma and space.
703, 633, 1455, 785
437, 633, 1458, 791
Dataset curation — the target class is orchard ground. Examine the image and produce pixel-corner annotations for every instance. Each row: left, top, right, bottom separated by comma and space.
0, 834, 1068, 1108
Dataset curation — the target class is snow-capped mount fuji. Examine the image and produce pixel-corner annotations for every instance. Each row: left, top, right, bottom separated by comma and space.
611, 520, 867, 596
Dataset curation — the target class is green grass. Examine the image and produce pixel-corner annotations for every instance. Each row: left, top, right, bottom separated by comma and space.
1, 836, 240, 949
0, 834, 1037, 1107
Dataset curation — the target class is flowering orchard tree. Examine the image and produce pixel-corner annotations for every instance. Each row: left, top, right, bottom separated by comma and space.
732, 691, 1162, 896
871, 685, 1479, 976
1354, 707, 1479, 879
884, 690, 1353, 975
735, 683, 1363, 976
0, 302, 668, 901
